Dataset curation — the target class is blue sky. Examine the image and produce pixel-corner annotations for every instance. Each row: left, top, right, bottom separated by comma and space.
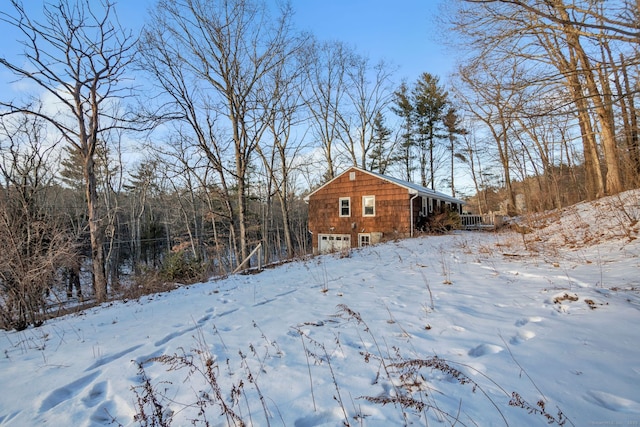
122, 0, 453, 82
0, 0, 465, 192
290, 0, 453, 83
1, 0, 452, 93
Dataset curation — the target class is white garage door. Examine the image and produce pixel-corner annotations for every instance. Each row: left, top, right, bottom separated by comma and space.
318, 234, 351, 254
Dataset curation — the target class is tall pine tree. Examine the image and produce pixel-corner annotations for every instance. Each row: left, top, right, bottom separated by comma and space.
391, 82, 415, 182
368, 112, 393, 174
413, 73, 448, 189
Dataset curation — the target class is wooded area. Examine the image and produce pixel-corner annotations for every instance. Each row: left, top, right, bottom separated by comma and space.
1, 0, 639, 329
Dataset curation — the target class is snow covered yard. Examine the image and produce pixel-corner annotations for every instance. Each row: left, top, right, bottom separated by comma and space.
1, 194, 640, 426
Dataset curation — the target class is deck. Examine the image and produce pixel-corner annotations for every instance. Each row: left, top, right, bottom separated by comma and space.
460, 213, 505, 230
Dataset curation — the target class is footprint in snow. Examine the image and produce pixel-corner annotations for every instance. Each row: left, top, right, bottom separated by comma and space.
39, 371, 101, 413
275, 289, 297, 298
515, 316, 543, 327
82, 381, 108, 408
294, 408, 344, 427
585, 390, 640, 413
510, 330, 536, 344
197, 313, 212, 324
217, 308, 240, 317
0, 410, 22, 425
90, 399, 123, 425
468, 343, 504, 358
85, 344, 144, 371
154, 324, 200, 347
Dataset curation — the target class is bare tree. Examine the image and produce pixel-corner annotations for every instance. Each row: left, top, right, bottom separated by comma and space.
125, 160, 158, 274
460, 129, 489, 214
254, 46, 309, 259
0, 113, 76, 330
338, 55, 395, 169
457, 58, 524, 214
303, 40, 352, 181
140, 0, 299, 268
544, 0, 622, 194
443, 107, 466, 198
0, 0, 137, 302
448, 0, 640, 199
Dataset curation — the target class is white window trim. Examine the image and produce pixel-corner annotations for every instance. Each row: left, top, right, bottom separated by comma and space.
358, 233, 371, 247
362, 195, 375, 217
339, 197, 351, 217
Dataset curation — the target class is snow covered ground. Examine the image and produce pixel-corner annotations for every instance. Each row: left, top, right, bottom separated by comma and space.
1, 192, 639, 426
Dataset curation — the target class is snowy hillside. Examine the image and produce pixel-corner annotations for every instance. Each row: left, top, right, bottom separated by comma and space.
1, 191, 639, 426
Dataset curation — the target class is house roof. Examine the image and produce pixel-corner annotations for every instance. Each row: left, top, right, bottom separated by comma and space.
304, 166, 466, 205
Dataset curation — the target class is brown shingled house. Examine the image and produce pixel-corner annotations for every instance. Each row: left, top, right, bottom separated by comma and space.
304, 166, 466, 254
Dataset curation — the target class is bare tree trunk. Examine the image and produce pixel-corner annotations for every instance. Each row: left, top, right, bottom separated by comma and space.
458, 60, 520, 214
620, 54, 640, 177
447, 0, 638, 201
574, 48, 621, 194
461, 132, 485, 215
537, 28, 605, 199
338, 55, 394, 170
303, 40, 352, 181
141, 0, 299, 269
83, 137, 107, 301
0, 1, 136, 303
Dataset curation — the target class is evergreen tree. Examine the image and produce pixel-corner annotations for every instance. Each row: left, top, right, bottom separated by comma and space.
391, 82, 415, 181
125, 160, 164, 271
59, 145, 85, 191
368, 112, 393, 174
58, 141, 115, 245
59, 141, 115, 192
413, 72, 448, 189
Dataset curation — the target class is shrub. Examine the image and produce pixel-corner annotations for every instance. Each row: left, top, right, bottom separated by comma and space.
423, 211, 462, 234
0, 206, 77, 331
121, 271, 177, 301
159, 250, 206, 283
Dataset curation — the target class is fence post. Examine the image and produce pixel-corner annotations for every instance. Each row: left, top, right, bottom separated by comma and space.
232, 243, 263, 274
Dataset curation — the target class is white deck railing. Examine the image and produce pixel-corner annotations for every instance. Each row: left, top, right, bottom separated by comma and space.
460, 213, 505, 230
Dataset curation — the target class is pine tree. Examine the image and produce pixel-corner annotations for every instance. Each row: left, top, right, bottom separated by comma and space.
368, 112, 393, 173
413, 73, 448, 189
391, 82, 415, 181
59, 145, 86, 191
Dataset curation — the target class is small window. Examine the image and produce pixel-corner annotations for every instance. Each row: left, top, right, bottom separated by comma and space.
362, 195, 375, 217
339, 197, 351, 217
359, 233, 371, 247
